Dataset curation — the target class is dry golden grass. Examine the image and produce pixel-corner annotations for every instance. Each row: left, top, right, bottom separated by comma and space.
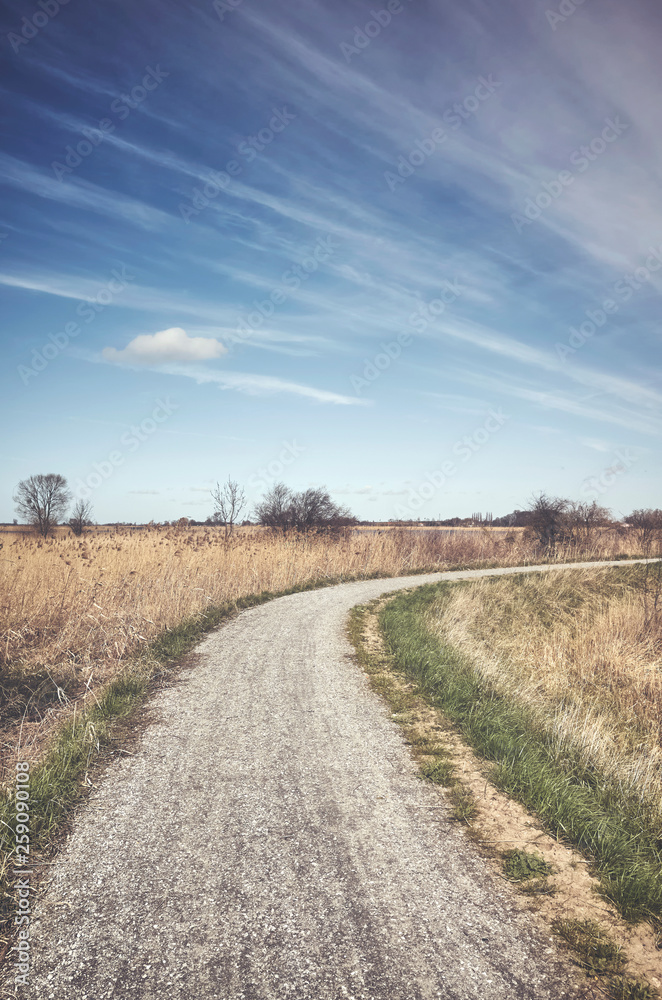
0, 523, 648, 781
427, 563, 662, 821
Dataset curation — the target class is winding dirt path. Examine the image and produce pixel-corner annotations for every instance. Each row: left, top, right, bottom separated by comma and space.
23, 560, 655, 999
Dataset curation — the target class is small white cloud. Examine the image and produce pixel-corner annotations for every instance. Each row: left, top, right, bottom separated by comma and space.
103, 327, 227, 365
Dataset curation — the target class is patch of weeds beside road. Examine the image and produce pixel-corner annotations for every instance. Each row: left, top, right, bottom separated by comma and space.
503, 848, 556, 896
554, 918, 627, 976
553, 920, 655, 999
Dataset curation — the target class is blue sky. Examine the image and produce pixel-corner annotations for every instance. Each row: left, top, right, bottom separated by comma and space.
1, 0, 660, 523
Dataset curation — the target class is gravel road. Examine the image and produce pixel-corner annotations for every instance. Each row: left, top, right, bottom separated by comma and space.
24, 559, 651, 999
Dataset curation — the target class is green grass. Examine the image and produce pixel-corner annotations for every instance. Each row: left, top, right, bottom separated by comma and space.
348, 602, 479, 829
419, 758, 455, 786
377, 581, 662, 926
607, 976, 659, 1000
449, 786, 477, 824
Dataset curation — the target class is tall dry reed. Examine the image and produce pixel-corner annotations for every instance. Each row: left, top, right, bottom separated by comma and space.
427, 563, 662, 820
0, 524, 650, 777
1, 524, 642, 671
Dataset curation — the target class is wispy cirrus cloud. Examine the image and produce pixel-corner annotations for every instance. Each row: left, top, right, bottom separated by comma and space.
431, 317, 662, 417
154, 363, 369, 406
451, 366, 659, 437
0, 153, 171, 231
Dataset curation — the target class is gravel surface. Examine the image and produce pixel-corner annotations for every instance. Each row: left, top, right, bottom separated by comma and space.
25, 560, 648, 999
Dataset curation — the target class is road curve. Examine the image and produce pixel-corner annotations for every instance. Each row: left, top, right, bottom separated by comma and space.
24, 559, 653, 999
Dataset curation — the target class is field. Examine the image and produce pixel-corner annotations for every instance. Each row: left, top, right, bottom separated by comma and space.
0, 522, 652, 783
427, 564, 662, 822
376, 562, 662, 927
1, 524, 661, 994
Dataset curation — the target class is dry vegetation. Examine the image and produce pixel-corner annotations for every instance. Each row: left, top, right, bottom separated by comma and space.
0, 522, 652, 781
1, 523, 661, 989
350, 599, 662, 998
376, 561, 662, 938
427, 563, 662, 822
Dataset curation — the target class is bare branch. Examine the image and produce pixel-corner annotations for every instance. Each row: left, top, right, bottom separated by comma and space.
68, 498, 94, 536
210, 477, 247, 540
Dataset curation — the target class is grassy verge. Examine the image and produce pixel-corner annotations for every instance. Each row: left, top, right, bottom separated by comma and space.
427, 564, 662, 830
348, 602, 477, 824
349, 593, 659, 1000
377, 581, 662, 929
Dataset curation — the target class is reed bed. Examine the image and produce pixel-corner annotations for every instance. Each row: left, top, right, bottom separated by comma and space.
0, 524, 648, 780
427, 563, 662, 822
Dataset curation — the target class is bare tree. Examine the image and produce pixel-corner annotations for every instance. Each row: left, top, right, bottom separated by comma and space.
13, 474, 71, 537
253, 482, 295, 532
68, 498, 94, 536
566, 500, 611, 546
626, 509, 662, 554
210, 477, 247, 540
526, 492, 570, 552
290, 486, 355, 534
254, 483, 355, 535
